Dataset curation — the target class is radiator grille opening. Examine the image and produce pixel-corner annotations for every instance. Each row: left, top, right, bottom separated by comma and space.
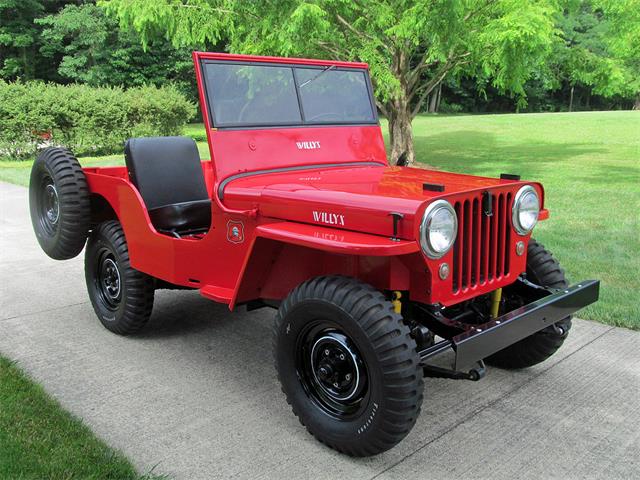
452, 192, 512, 293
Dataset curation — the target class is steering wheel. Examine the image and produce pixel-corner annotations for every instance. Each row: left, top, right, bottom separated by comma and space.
306, 112, 343, 122
238, 98, 257, 123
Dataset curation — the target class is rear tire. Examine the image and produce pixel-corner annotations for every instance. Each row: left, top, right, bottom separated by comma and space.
486, 240, 571, 369
273, 276, 423, 456
85, 221, 155, 335
29, 147, 90, 259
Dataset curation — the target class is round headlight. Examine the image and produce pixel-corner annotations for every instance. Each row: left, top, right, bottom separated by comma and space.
420, 200, 457, 259
512, 185, 540, 235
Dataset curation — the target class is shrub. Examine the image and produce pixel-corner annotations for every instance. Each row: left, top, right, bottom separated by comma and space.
0, 81, 55, 159
0, 81, 195, 160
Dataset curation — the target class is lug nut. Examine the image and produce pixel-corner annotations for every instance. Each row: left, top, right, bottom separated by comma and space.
333, 382, 339, 388
345, 373, 352, 381
339, 354, 345, 360
324, 349, 330, 356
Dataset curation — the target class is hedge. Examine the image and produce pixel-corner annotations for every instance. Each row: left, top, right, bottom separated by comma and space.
0, 81, 196, 160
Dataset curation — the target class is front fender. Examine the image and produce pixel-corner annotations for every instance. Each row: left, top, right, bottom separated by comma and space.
229, 222, 419, 309
255, 222, 419, 256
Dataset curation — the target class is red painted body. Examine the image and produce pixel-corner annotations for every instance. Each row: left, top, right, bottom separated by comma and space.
83, 52, 548, 310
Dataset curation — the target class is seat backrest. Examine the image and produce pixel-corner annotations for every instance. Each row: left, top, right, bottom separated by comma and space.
124, 136, 209, 210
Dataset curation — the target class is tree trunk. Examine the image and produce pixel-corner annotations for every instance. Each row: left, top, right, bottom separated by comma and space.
387, 94, 415, 166
585, 90, 591, 109
569, 85, 574, 112
634, 94, 640, 110
435, 83, 443, 112
428, 86, 438, 113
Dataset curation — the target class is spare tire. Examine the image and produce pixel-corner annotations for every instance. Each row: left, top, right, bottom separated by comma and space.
29, 147, 90, 260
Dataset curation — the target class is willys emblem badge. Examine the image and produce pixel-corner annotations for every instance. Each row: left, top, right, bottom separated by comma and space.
227, 220, 245, 244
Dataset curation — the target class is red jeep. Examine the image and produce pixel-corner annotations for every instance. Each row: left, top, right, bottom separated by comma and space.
29, 52, 599, 456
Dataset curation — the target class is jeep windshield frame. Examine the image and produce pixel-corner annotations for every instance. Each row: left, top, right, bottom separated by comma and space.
199, 59, 379, 129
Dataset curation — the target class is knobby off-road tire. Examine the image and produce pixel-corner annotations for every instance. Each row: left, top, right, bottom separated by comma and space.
273, 276, 423, 456
85, 221, 154, 335
486, 240, 572, 369
29, 147, 90, 260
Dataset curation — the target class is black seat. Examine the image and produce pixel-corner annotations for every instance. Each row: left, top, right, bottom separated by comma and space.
124, 136, 211, 235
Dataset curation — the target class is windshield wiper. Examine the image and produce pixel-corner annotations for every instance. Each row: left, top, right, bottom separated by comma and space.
299, 65, 336, 88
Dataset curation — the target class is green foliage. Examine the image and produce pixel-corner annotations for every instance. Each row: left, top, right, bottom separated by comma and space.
0, 0, 44, 79
0, 80, 195, 160
0, 0, 77, 81
102, 0, 558, 108
36, 3, 196, 97
595, 0, 640, 103
0, 81, 53, 159
555, 2, 619, 94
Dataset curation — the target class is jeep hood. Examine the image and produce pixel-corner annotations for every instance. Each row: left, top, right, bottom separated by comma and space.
221, 164, 524, 240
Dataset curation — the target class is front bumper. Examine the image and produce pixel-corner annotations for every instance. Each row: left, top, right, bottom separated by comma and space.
419, 279, 600, 370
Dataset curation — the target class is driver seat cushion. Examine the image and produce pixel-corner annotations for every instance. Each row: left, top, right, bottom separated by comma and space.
124, 136, 211, 233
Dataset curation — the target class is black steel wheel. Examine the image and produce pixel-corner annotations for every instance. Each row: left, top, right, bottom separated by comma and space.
273, 276, 423, 456
29, 147, 90, 260
486, 239, 572, 369
297, 324, 369, 420
85, 221, 154, 335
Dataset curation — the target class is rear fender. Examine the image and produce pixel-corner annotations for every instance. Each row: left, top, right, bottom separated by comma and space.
84, 170, 181, 282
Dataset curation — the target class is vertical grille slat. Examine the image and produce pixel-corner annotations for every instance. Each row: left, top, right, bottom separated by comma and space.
481, 204, 489, 283
497, 194, 505, 278
452, 191, 512, 293
504, 193, 512, 276
453, 203, 462, 292
457, 202, 464, 290
463, 200, 472, 289
490, 195, 497, 280
473, 199, 481, 285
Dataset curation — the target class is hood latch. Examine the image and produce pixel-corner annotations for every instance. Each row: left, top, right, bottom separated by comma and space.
389, 212, 404, 241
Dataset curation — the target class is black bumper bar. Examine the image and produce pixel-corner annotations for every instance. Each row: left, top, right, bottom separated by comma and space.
419, 279, 600, 371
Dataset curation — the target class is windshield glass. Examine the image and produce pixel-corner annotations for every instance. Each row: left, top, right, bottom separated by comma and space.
202, 61, 377, 128
296, 67, 375, 123
205, 63, 302, 126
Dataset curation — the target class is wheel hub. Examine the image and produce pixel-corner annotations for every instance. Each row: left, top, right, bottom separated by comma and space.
101, 258, 121, 300
311, 333, 361, 402
44, 184, 60, 224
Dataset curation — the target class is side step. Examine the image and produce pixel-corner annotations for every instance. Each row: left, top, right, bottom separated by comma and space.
199, 285, 234, 304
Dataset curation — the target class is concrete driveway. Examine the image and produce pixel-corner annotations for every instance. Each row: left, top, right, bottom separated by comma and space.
1, 180, 638, 479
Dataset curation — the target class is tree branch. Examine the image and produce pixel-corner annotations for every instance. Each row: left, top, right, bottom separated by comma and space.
315, 41, 348, 59
375, 99, 389, 117
333, 13, 390, 54
410, 64, 455, 117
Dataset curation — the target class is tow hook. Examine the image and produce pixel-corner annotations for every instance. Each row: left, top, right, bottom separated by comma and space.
423, 360, 486, 381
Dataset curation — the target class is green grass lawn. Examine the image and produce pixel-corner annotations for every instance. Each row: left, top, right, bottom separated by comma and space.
1, 111, 638, 328
0, 356, 162, 479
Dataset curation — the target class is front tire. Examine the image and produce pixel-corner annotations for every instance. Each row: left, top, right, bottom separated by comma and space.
85, 221, 155, 335
273, 276, 423, 456
486, 240, 571, 369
